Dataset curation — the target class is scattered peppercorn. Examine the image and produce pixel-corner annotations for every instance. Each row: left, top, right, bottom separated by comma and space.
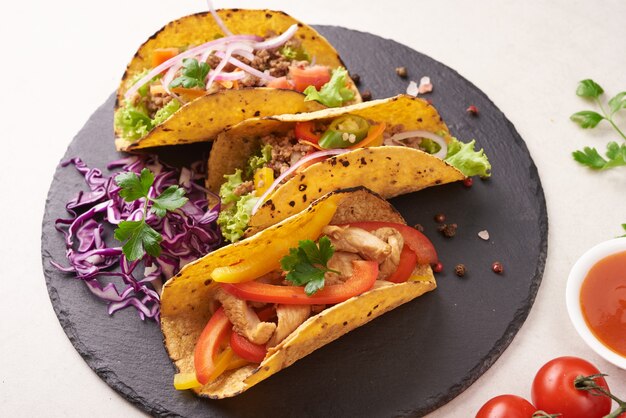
432, 262, 443, 273
414, 223, 424, 232
467, 105, 479, 115
350, 73, 361, 85
454, 264, 466, 277
463, 178, 474, 188
434, 213, 446, 223
438, 223, 458, 238
395, 66, 408, 78
361, 89, 372, 101
492, 261, 504, 274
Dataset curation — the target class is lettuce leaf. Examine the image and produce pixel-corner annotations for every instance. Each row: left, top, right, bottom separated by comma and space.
152, 99, 181, 125
245, 145, 273, 177
279, 45, 310, 61
217, 192, 259, 242
219, 169, 245, 205
303, 67, 355, 107
444, 138, 491, 178
114, 104, 152, 142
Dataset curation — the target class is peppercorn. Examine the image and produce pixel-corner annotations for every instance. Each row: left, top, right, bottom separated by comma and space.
466, 105, 479, 115
361, 89, 372, 101
395, 66, 408, 78
414, 223, 424, 232
351, 73, 361, 85
454, 264, 466, 277
492, 261, 504, 274
432, 262, 443, 273
434, 213, 446, 223
438, 223, 457, 238
463, 178, 474, 188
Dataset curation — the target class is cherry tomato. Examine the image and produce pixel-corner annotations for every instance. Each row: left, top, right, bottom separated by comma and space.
531, 356, 612, 418
289, 65, 331, 92
475, 394, 536, 418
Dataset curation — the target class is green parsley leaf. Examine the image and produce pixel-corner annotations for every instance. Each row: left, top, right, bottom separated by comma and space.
170, 58, 210, 89
116, 168, 154, 201
303, 67, 355, 108
114, 220, 162, 261
608, 92, 626, 115
572, 142, 626, 170
570, 111, 604, 129
280, 237, 338, 296
576, 79, 604, 99
150, 185, 188, 217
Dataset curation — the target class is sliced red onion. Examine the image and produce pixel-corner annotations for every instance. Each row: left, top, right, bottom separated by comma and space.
388, 130, 448, 159
252, 149, 348, 215
212, 71, 246, 81
206, 45, 236, 90
232, 48, 255, 62
216, 52, 276, 82
207, 0, 233, 37
253, 24, 298, 50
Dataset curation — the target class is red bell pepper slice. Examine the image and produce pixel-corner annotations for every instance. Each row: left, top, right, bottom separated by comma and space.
230, 331, 267, 363
193, 307, 231, 385
386, 245, 419, 283
221, 260, 378, 305
294, 121, 321, 144
345, 222, 438, 265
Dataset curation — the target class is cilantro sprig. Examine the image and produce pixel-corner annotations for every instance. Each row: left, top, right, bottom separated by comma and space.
170, 58, 211, 89
114, 168, 188, 261
570, 79, 626, 170
280, 237, 340, 296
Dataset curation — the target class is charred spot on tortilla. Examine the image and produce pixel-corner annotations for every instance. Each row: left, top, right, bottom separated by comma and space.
289, 201, 295, 207
254, 111, 261, 117
298, 184, 307, 191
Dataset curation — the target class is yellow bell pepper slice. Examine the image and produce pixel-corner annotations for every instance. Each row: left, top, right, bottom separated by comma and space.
173, 373, 201, 390
254, 167, 274, 197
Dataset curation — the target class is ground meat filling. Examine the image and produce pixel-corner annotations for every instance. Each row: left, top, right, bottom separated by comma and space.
260, 131, 313, 177
233, 180, 254, 197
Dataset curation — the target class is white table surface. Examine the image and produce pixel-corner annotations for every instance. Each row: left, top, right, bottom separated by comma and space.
2, 0, 625, 416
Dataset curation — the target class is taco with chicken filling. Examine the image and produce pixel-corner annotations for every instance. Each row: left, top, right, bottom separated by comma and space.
114, 8, 360, 151
161, 188, 438, 398
207, 94, 491, 242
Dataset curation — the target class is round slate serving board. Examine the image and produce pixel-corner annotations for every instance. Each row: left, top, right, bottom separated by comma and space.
41, 26, 547, 417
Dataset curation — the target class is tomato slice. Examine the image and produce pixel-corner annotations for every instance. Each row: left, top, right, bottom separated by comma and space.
221, 260, 378, 305
267, 76, 295, 90
289, 65, 331, 92
193, 307, 231, 385
386, 245, 418, 283
230, 331, 267, 363
294, 121, 321, 143
345, 222, 438, 265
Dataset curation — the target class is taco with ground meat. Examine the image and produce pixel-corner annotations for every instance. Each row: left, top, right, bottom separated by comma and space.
114, 8, 361, 151
160, 188, 438, 398
208, 94, 491, 242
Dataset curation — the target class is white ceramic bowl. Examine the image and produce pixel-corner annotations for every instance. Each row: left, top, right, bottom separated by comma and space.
566, 237, 626, 370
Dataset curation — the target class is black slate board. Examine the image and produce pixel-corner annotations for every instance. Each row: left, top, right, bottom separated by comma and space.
41, 26, 547, 417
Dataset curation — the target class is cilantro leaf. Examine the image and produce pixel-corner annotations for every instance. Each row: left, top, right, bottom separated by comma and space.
280, 237, 338, 296
116, 168, 154, 201
572, 142, 626, 170
170, 58, 210, 89
150, 185, 188, 217
114, 220, 162, 261
570, 111, 604, 129
608, 92, 626, 115
303, 67, 355, 108
576, 79, 604, 99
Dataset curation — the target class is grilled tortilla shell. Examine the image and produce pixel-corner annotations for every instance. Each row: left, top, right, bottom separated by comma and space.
160, 188, 436, 398
115, 9, 360, 151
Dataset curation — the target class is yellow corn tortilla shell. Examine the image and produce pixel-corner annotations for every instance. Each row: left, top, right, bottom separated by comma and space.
160, 188, 436, 398
115, 9, 361, 151
206, 95, 465, 234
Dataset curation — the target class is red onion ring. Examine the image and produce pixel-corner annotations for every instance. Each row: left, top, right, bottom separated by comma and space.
207, 0, 233, 37
251, 149, 348, 215
216, 52, 276, 82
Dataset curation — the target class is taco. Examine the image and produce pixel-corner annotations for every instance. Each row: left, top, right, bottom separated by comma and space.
208, 94, 491, 242
160, 188, 438, 398
114, 8, 361, 151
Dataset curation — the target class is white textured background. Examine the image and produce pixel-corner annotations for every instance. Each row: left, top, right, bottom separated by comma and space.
1, 0, 625, 416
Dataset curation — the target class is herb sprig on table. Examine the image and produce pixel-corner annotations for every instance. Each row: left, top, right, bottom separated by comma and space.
570, 79, 626, 170
114, 168, 188, 260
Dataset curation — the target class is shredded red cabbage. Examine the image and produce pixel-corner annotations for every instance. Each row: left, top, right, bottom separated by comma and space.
52, 155, 222, 321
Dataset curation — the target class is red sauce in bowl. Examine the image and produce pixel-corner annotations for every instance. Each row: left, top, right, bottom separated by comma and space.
580, 250, 626, 358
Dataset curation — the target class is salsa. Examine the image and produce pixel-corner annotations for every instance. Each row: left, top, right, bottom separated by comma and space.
580, 250, 626, 357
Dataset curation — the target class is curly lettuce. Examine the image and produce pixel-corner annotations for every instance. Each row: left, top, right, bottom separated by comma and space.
303, 67, 355, 107
444, 138, 491, 178
245, 145, 272, 177
115, 98, 181, 143
279, 45, 310, 61
152, 99, 181, 125
217, 193, 258, 242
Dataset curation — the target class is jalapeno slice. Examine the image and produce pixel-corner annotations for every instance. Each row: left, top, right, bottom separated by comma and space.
318, 115, 370, 149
